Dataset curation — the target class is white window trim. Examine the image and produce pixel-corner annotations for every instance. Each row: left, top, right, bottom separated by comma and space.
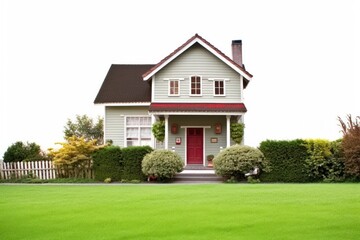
208, 78, 229, 96
163, 78, 184, 97
189, 75, 202, 96
124, 115, 152, 147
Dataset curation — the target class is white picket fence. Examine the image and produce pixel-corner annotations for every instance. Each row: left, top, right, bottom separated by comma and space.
0, 160, 57, 180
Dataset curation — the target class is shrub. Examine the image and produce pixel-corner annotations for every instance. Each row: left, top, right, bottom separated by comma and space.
48, 136, 99, 178
230, 123, 245, 144
259, 139, 309, 182
3, 141, 46, 162
104, 178, 112, 183
152, 121, 165, 142
213, 145, 269, 181
142, 150, 184, 181
122, 146, 153, 181
338, 115, 360, 178
92, 146, 123, 182
304, 139, 345, 182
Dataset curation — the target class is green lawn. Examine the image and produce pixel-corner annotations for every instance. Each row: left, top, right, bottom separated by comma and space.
0, 184, 359, 240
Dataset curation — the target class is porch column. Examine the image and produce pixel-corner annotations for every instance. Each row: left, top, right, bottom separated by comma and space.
150, 114, 156, 149
226, 115, 231, 147
164, 115, 169, 150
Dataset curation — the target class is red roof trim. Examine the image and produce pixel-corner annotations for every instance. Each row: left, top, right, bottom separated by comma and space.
149, 103, 247, 113
142, 34, 253, 80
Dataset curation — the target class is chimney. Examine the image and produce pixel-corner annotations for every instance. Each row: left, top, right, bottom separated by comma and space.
232, 40, 243, 67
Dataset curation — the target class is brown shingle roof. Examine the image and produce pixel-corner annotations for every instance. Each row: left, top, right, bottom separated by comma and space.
94, 64, 154, 104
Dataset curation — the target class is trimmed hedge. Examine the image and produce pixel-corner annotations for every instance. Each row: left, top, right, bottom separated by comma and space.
259, 139, 310, 182
122, 146, 153, 181
92, 146, 123, 181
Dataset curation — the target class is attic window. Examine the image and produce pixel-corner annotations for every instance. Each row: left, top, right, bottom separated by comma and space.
190, 76, 201, 96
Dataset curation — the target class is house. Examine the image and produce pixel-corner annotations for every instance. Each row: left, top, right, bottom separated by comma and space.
94, 34, 253, 167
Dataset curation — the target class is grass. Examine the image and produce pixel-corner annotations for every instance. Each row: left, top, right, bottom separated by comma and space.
0, 184, 359, 240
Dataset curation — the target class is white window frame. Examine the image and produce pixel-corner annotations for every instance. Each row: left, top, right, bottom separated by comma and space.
163, 78, 184, 97
189, 75, 202, 96
124, 116, 152, 147
208, 78, 228, 96
168, 79, 180, 96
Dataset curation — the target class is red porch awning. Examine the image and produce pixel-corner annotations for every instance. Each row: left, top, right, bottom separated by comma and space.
149, 103, 247, 113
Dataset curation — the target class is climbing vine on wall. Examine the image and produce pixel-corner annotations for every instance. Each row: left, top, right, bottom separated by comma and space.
230, 123, 245, 144
152, 121, 165, 142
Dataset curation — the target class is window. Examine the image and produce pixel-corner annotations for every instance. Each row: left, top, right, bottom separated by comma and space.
126, 116, 151, 147
169, 80, 179, 96
214, 80, 225, 96
190, 76, 201, 95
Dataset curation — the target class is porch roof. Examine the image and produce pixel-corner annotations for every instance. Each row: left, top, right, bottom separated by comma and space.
149, 103, 247, 113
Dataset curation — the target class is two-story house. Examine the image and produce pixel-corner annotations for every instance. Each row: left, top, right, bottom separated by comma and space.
94, 34, 253, 167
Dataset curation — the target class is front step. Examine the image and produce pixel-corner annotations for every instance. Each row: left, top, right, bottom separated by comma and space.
173, 170, 224, 183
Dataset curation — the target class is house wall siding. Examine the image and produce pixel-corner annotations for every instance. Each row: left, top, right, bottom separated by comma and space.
105, 106, 150, 147
167, 115, 227, 162
154, 43, 242, 103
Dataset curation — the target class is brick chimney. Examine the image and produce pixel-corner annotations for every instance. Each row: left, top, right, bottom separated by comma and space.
232, 40, 243, 67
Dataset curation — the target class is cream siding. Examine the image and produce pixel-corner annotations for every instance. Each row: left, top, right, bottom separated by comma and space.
154, 44, 242, 103
105, 106, 150, 147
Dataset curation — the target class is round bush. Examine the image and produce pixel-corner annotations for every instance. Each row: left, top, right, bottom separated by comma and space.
213, 145, 269, 180
142, 150, 184, 181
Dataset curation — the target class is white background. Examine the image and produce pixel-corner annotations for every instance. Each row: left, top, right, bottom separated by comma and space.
1, 0, 359, 157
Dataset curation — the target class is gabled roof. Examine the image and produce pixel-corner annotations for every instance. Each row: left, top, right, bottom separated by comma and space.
142, 33, 253, 81
149, 103, 247, 113
94, 64, 154, 104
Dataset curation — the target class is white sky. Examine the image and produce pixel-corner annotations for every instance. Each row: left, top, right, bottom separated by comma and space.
0, 0, 359, 157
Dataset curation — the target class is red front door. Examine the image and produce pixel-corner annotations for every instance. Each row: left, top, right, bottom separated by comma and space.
187, 128, 203, 164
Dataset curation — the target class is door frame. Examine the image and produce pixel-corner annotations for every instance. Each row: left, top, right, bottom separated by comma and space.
182, 126, 211, 166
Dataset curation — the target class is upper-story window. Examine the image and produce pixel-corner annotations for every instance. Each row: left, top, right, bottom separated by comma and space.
190, 75, 201, 95
214, 80, 225, 96
169, 80, 179, 96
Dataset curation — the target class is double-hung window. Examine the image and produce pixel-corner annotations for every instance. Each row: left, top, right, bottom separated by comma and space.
126, 116, 151, 147
190, 75, 201, 95
169, 80, 179, 96
214, 80, 225, 96
209, 78, 227, 96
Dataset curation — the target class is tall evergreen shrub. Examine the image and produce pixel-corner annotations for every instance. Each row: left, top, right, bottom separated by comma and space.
259, 139, 309, 182
122, 146, 153, 181
92, 146, 123, 181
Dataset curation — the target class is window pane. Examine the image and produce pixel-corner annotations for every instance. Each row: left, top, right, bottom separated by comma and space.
126, 117, 139, 125
127, 140, 138, 146
169, 80, 179, 95
214, 80, 224, 95
126, 127, 138, 138
140, 117, 151, 125
191, 76, 201, 95
140, 140, 151, 146
140, 127, 151, 137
